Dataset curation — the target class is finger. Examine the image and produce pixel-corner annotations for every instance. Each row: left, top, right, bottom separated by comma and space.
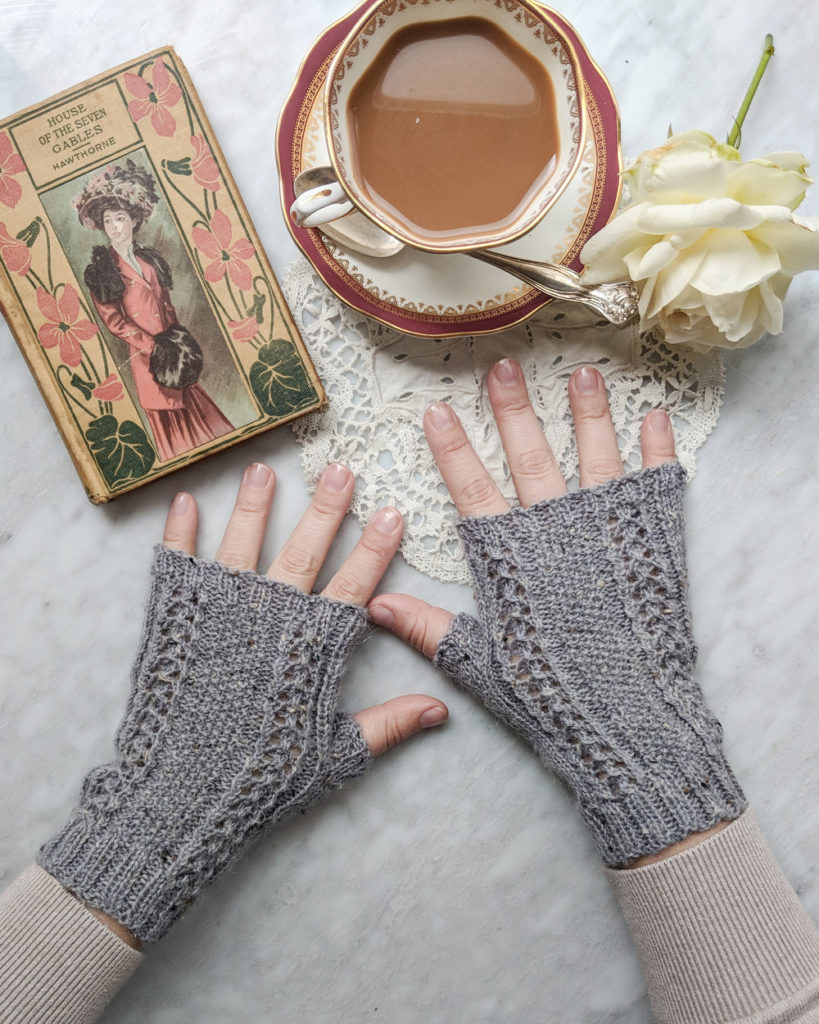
368, 594, 455, 660
162, 492, 198, 555
213, 463, 276, 571
267, 463, 354, 591
568, 367, 624, 488
321, 506, 404, 605
353, 694, 449, 756
424, 403, 509, 517
640, 410, 678, 468
487, 359, 567, 507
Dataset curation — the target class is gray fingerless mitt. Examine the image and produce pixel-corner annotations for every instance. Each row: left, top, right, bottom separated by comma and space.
434, 462, 746, 867
37, 546, 372, 942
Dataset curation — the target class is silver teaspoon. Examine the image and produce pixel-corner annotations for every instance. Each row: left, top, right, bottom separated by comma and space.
293, 168, 638, 327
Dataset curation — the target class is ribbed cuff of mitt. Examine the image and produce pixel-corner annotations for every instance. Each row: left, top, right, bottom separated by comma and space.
0, 865, 141, 1023
608, 810, 819, 1023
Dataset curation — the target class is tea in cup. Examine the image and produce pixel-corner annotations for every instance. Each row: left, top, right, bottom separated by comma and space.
289, 0, 587, 253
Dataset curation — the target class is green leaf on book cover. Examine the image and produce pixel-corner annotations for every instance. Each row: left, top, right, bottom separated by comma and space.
250, 292, 267, 324
16, 218, 41, 248
70, 374, 95, 400
249, 339, 317, 417
165, 157, 192, 176
85, 415, 156, 485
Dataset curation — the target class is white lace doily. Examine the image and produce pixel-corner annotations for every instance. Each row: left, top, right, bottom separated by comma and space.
284, 257, 725, 584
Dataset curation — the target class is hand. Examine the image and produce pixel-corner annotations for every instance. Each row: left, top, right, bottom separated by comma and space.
163, 461, 448, 752
368, 361, 675, 655
369, 361, 746, 867
38, 462, 448, 945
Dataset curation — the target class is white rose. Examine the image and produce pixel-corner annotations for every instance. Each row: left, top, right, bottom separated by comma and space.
580, 130, 819, 349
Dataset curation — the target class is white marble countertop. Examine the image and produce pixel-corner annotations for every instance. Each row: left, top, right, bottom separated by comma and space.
2, 2, 819, 1022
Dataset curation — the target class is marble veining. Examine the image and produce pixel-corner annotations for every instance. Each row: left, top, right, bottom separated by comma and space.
1, 2, 818, 1022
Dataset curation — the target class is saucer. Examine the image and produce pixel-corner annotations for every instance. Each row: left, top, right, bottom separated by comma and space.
277, 2, 622, 338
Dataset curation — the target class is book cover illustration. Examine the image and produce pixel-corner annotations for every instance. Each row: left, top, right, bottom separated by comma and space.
0, 47, 324, 502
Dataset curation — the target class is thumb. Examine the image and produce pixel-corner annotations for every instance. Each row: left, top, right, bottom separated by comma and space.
368, 593, 455, 660
353, 694, 448, 756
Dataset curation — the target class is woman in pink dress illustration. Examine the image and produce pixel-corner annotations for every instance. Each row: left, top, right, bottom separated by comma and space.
76, 161, 233, 462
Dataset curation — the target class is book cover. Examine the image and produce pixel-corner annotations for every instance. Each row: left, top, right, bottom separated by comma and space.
0, 46, 324, 503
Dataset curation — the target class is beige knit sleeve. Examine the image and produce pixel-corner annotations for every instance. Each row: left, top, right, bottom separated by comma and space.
0, 864, 142, 1024
607, 810, 819, 1023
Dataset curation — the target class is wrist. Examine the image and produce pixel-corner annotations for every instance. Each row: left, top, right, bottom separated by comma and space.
623, 819, 731, 869
84, 901, 141, 950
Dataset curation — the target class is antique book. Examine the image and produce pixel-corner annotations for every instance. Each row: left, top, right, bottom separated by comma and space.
0, 46, 324, 502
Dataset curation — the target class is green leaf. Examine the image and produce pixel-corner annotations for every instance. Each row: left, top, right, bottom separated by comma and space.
165, 157, 192, 176
70, 374, 95, 400
85, 415, 156, 485
250, 292, 267, 324
249, 339, 317, 417
16, 219, 41, 248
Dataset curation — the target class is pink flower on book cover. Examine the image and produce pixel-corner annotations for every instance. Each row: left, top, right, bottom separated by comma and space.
92, 373, 125, 402
0, 132, 26, 209
190, 135, 220, 191
36, 285, 99, 368
0, 223, 31, 276
124, 57, 183, 138
228, 316, 258, 342
193, 209, 255, 291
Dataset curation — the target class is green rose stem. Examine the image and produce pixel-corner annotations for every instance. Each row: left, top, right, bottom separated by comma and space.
727, 33, 775, 149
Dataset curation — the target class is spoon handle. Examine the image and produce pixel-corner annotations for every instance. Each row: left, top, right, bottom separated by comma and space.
470, 250, 639, 327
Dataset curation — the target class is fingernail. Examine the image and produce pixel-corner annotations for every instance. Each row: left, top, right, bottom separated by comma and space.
493, 358, 522, 385
420, 706, 447, 728
573, 367, 601, 394
645, 410, 672, 434
243, 463, 272, 489
322, 462, 351, 492
425, 402, 456, 431
372, 507, 403, 535
170, 492, 191, 516
368, 603, 394, 628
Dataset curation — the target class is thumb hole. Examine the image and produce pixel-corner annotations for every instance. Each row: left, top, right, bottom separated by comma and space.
353, 694, 448, 756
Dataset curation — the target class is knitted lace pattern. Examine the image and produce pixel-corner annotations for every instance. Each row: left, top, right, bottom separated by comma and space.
38, 546, 372, 943
433, 463, 747, 867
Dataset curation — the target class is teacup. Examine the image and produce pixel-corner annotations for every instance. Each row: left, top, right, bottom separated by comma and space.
289, 0, 587, 254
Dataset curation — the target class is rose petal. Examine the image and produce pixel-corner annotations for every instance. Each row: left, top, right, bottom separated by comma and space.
580, 202, 653, 282
727, 157, 812, 210
750, 219, 819, 274
637, 198, 773, 234
626, 132, 733, 203
643, 247, 708, 319
628, 239, 679, 279
689, 229, 781, 294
